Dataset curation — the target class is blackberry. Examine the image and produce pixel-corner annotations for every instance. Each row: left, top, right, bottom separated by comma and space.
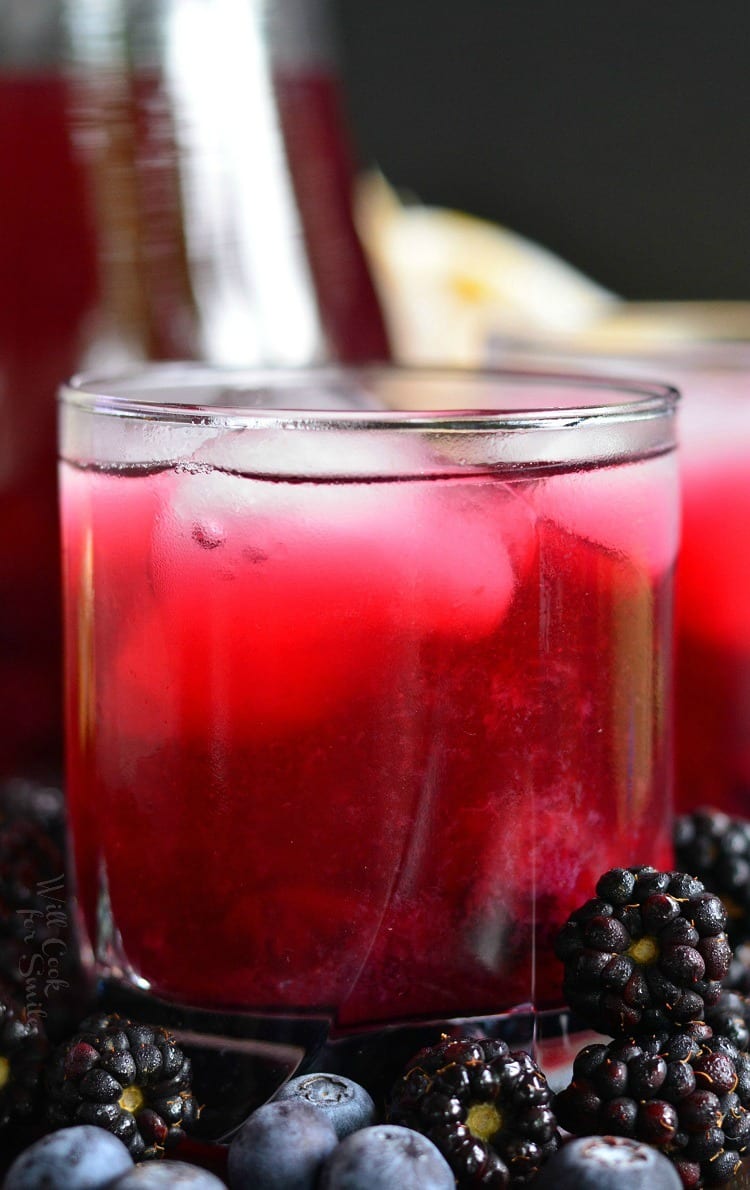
0, 779, 66, 845
387, 1036, 559, 1187
555, 866, 731, 1036
725, 942, 750, 995
555, 1027, 750, 1187
675, 809, 750, 948
45, 1012, 199, 1159
0, 779, 82, 1030
0, 986, 47, 1129
0, 781, 66, 915
706, 990, 750, 1053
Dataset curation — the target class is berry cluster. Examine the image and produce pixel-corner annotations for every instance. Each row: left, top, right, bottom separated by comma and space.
0, 778, 86, 1041
555, 866, 731, 1036
555, 864, 750, 1188
387, 1035, 559, 1187
675, 811, 750, 951
556, 1026, 750, 1187
0, 987, 48, 1130
0, 780, 67, 1000
10, 786, 750, 1188
45, 1013, 200, 1160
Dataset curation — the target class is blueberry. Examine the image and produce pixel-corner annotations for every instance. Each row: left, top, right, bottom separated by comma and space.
274, 1073, 376, 1139
227, 1099, 338, 1190
3, 1125, 134, 1190
533, 1135, 682, 1189
108, 1161, 226, 1188
319, 1124, 454, 1190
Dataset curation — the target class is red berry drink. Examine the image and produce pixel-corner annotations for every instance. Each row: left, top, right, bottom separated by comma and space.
0, 65, 98, 777
60, 367, 678, 1033
676, 358, 750, 813
491, 339, 750, 816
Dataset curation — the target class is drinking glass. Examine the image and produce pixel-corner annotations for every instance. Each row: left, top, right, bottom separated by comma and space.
661, 346, 750, 814
59, 364, 679, 1106
491, 336, 750, 815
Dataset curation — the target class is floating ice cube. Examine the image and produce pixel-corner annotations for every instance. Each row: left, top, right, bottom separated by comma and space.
190, 419, 431, 480
534, 453, 679, 579
679, 374, 750, 471
143, 471, 535, 738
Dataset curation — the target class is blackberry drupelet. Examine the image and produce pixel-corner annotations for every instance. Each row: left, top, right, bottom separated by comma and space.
555, 1026, 750, 1187
555, 867, 731, 1036
45, 1013, 199, 1159
387, 1036, 559, 1187
675, 810, 750, 948
0, 986, 47, 1129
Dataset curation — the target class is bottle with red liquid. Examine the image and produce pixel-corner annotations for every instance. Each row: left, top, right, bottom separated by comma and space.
0, 0, 389, 780
0, 4, 98, 778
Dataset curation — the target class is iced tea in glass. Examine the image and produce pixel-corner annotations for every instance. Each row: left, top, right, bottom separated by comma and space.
60, 366, 678, 1044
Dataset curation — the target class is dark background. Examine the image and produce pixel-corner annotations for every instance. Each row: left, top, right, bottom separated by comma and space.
335, 1, 750, 300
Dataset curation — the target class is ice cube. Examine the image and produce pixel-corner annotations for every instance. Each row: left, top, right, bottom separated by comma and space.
533, 453, 679, 579
190, 420, 430, 481
142, 470, 534, 739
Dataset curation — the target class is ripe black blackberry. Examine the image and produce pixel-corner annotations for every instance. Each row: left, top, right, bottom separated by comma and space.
706, 990, 750, 1053
45, 1012, 199, 1159
0, 780, 66, 990
0, 985, 47, 1130
387, 1036, 559, 1187
675, 809, 750, 950
725, 942, 750, 997
555, 867, 732, 1036
555, 1026, 750, 1188
0, 780, 89, 1038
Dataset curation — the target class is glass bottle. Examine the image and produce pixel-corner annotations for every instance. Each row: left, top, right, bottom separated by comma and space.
0, 0, 390, 779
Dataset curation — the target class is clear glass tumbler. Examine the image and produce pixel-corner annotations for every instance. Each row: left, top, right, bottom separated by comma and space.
59, 365, 679, 1091
661, 345, 750, 814
492, 335, 750, 816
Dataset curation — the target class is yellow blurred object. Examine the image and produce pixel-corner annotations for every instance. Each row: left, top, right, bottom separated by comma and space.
356, 174, 750, 365
356, 174, 618, 365
574, 302, 750, 350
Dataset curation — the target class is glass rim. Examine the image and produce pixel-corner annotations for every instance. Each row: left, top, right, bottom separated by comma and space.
60, 362, 680, 432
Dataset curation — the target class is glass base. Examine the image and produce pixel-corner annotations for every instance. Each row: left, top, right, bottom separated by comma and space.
97, 980, 600, 1142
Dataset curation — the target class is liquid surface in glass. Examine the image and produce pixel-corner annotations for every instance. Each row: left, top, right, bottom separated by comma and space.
61, 426, 676, 1028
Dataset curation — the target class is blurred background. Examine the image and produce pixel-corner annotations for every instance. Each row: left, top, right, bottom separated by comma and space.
335, 0, 750, 300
